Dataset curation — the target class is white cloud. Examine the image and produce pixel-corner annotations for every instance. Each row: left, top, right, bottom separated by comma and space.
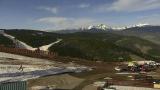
37, 17, 67, 24
136, 14, 160, 25
78, 4, 90, 8
100, 0, 160, 12
36, 17, 99, 30
35, 16, 160, 30
38, 7, 58, 14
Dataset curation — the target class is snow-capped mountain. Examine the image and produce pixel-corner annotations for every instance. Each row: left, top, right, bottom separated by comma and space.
87, 23, 150, 30
134, 23, 149, 27
125, 23, 150, 29
52, 23, 155, 34
88, 24, 110, 30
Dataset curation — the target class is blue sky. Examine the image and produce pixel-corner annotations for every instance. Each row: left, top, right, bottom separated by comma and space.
0, 0, 160, 30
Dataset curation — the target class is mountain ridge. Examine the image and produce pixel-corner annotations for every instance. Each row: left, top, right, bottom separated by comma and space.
1, 29, 160, 62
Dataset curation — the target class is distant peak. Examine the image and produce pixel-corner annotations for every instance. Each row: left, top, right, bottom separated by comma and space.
134, 23, 150, 27
87, 23, 152, 31
88, 24, 110, 30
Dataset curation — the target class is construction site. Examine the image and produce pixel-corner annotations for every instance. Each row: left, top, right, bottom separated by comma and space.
1, 51, 160, 90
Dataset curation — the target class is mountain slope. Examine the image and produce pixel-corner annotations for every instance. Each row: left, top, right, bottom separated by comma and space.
2, 29, 160, 61
50, 32, 131, 61
50, 32, 160, 61
113, 26, 160, 45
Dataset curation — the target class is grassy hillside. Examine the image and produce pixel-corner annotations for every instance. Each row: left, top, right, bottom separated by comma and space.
50, 32, 160, 61
3, 29, 160, 61
113, 26, 160, 45
50, 33, 131, 61
115, 36, 160, 59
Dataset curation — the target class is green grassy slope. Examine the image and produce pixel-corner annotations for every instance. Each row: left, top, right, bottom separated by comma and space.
113, 26, 160, 45
3, 30, 160, 61
50, 33, 131, 61
50, 32, 160, 61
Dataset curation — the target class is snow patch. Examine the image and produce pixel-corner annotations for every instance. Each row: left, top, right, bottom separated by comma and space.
0, 52, 90, 83
1, 32, 62, 51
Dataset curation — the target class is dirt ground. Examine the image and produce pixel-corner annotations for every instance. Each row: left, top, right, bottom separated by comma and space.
27, 57, 160, 90
28, 74, 84, 90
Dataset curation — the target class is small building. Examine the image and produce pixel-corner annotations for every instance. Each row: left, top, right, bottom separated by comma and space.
0, 81, 27, 90
154, 84, 160, 89
153, 80, 160, 89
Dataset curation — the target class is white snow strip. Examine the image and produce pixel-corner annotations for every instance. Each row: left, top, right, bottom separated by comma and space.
1, 32, 62, 51
0, 67, 88, 83
39, 39, 62, 51
2, 33, 36, 50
